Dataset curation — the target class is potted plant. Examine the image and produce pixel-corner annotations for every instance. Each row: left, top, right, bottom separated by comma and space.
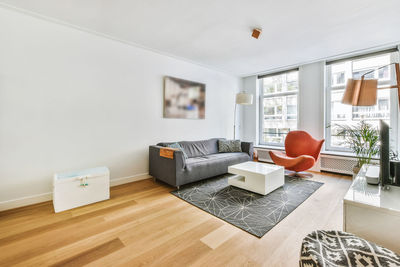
334, 120, 380, 174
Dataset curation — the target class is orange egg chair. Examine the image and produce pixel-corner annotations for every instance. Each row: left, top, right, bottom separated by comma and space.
269, 131, 324, 177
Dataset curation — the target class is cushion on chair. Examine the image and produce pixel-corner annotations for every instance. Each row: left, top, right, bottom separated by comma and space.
300, 230, 400, 267
218, 139, 242, 153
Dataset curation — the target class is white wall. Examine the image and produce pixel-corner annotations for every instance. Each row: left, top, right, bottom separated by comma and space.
241, 76, 259, 143
0, 7, 240, 208
298, 62, 325, 141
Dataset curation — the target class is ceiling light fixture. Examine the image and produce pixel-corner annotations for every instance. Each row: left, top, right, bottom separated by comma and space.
252, 28, 262, 39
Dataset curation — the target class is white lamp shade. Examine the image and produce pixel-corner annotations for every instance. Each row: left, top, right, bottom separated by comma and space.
236, 92, 253, 105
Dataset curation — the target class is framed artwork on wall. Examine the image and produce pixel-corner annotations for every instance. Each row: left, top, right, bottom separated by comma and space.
163, 76, 206, 119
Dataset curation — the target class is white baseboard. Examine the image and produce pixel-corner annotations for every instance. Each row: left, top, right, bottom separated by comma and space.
0, 172, 152, 212
0, 192, 53, 212
110, 173, 152, 186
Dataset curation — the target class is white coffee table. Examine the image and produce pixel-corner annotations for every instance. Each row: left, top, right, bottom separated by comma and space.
228, 161, 284, 195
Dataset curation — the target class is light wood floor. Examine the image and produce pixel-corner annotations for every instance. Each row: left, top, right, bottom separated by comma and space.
0, 171, 352, 267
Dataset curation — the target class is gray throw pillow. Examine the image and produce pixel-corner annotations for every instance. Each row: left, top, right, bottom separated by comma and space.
218, 140, 242, 153
166, 143, 188, 159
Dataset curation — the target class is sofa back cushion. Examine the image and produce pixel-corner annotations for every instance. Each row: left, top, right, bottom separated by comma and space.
157, 138, 220, 158
179, 138, 220, 158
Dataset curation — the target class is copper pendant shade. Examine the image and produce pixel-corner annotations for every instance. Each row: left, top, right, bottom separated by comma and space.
342, 79, 378, 106
341, 63, 400, 107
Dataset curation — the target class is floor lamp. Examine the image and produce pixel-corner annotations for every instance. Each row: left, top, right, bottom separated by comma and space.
342, 63, 400, 107
341, 62, 399, 191
234, 92, 253, 139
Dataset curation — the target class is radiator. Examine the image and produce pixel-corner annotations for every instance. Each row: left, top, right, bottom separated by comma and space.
255, 148, 274, 163
320, 154, 378, 175
256, 147, 366, 176
319, 155, 358, 175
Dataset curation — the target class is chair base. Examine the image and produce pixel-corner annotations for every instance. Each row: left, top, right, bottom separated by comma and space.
285, 170, 313, 178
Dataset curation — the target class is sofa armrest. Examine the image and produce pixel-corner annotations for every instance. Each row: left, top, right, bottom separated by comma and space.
149, 145, 186, 187
241, 142, 254, 160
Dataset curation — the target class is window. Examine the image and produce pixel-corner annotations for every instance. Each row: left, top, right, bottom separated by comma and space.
259, 70, 299, 146
325, 51, 398, 151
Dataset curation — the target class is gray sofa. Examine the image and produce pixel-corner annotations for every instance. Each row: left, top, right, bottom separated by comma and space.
149, 138, 253, 188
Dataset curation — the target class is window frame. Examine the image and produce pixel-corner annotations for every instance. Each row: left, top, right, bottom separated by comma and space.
258, 70, 299, 147
324, 52, 399, 152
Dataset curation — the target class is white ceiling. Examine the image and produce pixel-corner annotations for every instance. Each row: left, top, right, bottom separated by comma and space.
1, 0, 400, 76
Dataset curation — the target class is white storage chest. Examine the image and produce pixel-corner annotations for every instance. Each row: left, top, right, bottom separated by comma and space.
53, 167, 110, 213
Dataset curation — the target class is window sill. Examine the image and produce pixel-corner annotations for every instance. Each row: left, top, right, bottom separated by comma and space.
322, 150, 379, 160
321, 150, 355, 158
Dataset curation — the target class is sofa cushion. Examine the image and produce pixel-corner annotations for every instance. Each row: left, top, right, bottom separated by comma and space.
179, 152, 250, 185
185, 152, 250, 168
218, 139, 242, 153
178, 138, 220, 158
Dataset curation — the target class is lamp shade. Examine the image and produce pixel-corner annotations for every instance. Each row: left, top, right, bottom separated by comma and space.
236, 92, 253, 105
342, 78, 378, 106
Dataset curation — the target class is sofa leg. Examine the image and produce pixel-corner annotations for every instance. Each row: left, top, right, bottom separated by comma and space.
152, 177, 156, 182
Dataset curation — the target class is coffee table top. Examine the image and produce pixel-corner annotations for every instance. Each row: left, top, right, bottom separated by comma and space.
228, 161, 283, 175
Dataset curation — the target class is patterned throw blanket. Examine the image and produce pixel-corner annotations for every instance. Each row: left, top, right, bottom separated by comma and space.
300, 230, 400, 267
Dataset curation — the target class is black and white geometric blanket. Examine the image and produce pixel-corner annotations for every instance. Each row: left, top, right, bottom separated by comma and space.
300, 230, 400, 267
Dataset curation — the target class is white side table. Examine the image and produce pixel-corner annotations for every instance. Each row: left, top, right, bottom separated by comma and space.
343, 164, 400, 253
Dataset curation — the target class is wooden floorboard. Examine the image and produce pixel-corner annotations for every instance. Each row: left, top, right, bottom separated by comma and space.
0, 171, 352, 266
50, 238, 125, 267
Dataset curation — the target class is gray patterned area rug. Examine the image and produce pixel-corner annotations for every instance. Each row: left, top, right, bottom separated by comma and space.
171, 174, 323, 238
